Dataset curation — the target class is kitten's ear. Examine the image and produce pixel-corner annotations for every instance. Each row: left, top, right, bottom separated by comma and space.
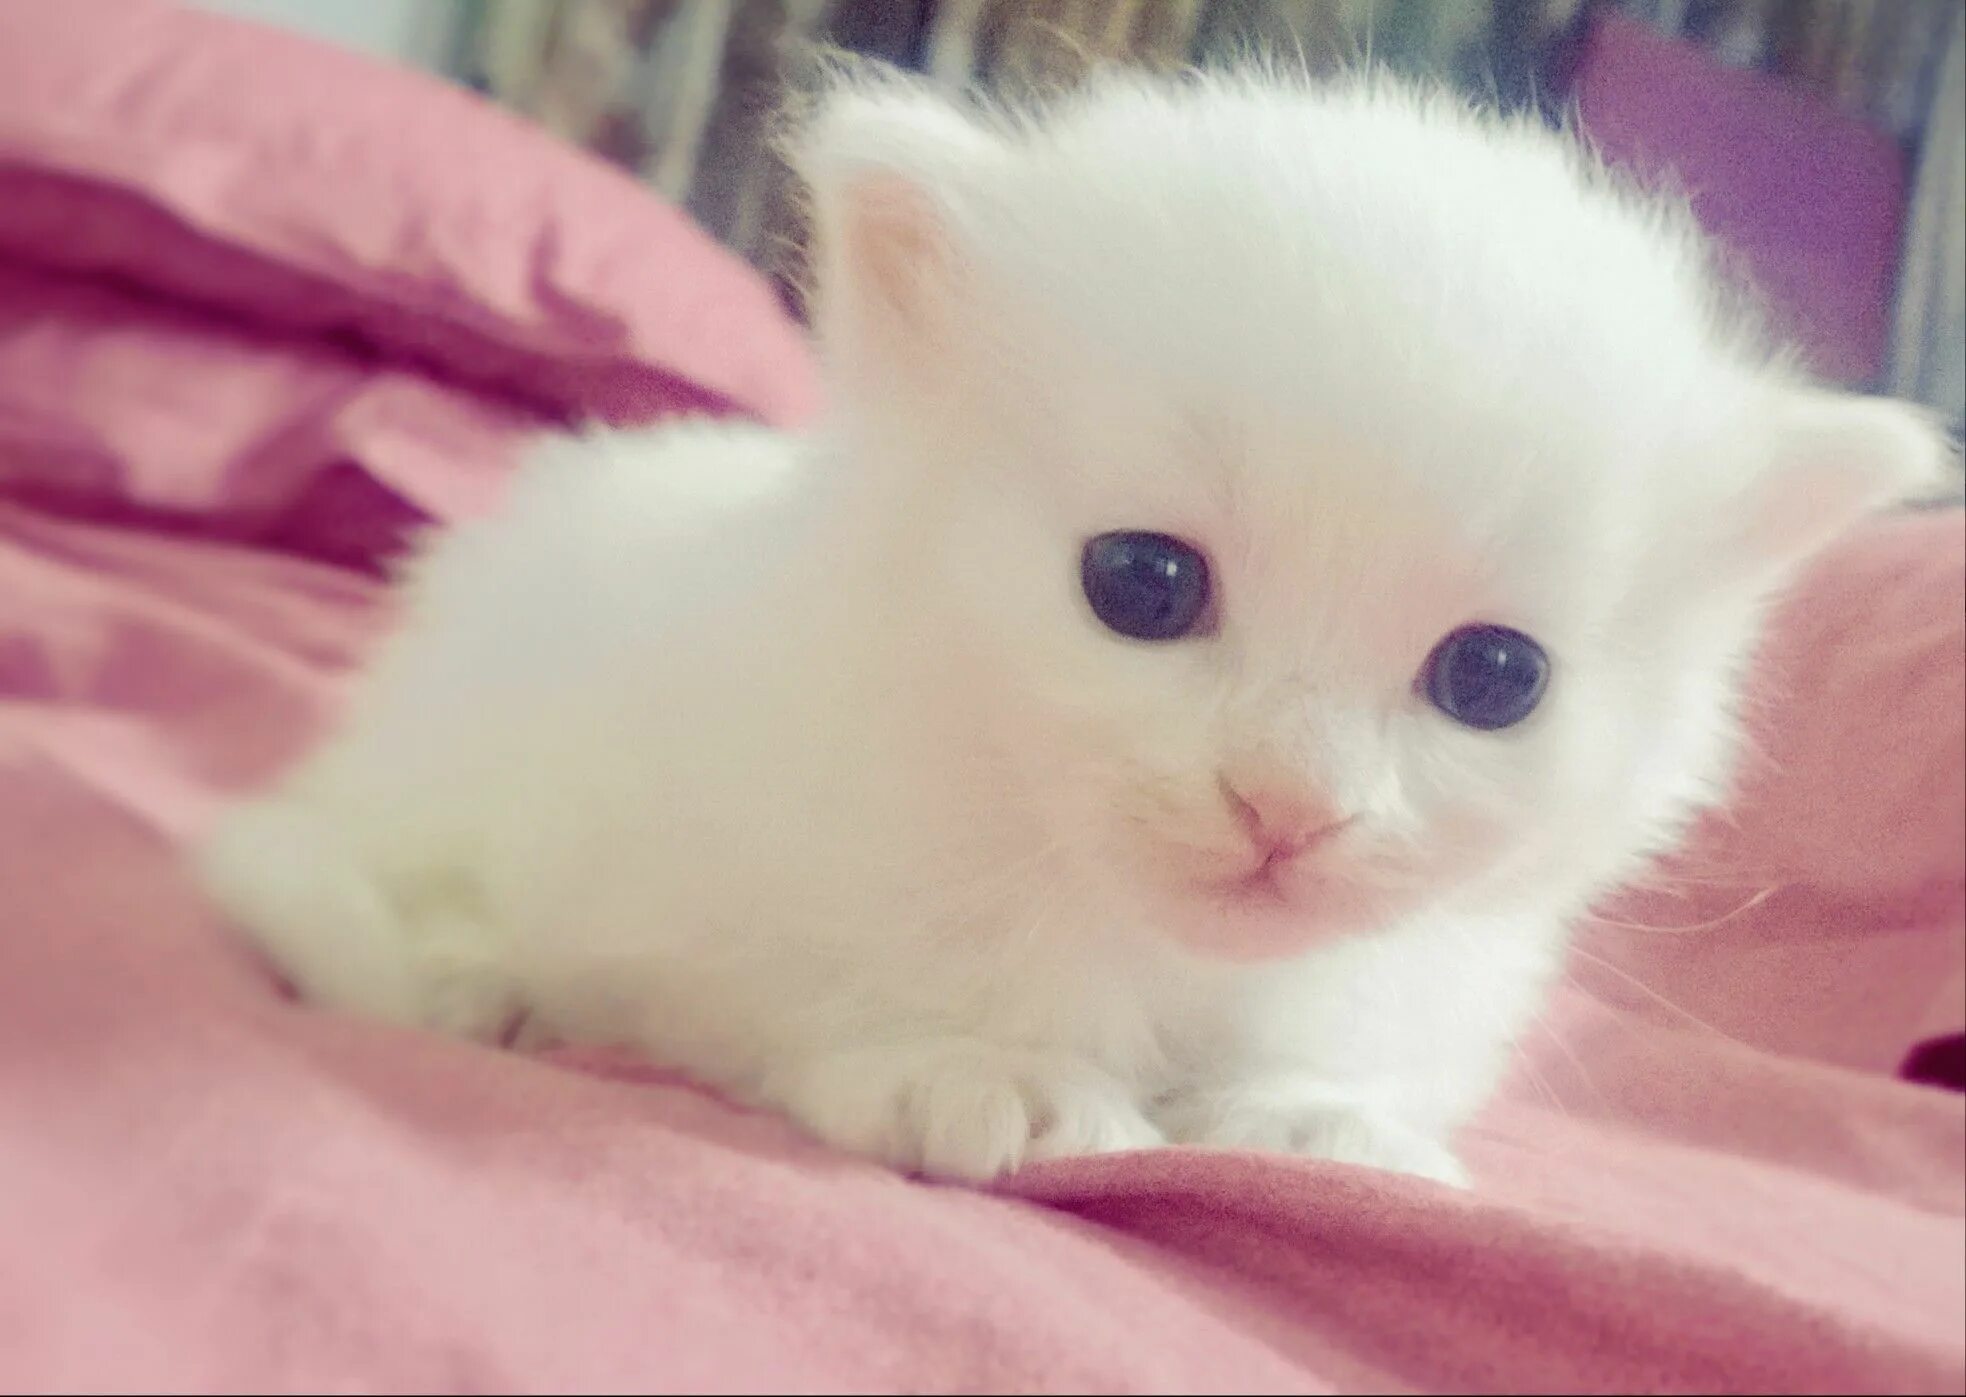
788, 66, 1002, 374
1724, 389, 1957, 582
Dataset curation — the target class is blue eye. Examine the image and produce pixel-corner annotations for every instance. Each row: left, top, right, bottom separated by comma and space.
1081, 532, 1212, 642
1421, 624, 1550, 731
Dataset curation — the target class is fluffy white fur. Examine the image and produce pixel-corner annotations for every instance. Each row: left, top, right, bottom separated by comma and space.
195, 67, 1950, 1185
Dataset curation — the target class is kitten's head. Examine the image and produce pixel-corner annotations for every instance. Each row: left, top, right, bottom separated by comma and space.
791, 67, 1952, 960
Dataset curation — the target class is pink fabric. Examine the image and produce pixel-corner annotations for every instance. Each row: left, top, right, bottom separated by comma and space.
0, 260, 533, 568
1588, 512, 1966, 1072
0, 0, 818, 563
1572, 8, 1907, 388
0, 506, 1960, 1394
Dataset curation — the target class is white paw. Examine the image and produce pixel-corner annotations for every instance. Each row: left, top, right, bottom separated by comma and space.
198, 800, 525, 1045
763, 1040, 1166, 1182
1161, 1081, 1470, 1189
405, 904, 526, 1044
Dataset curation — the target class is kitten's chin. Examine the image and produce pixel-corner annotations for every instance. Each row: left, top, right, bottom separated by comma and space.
1158, 872, 1399, 962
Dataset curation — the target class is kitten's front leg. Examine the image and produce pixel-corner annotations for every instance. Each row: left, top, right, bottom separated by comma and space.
1156, 1079, 1470, 1189
759, 1038, 1165, 1182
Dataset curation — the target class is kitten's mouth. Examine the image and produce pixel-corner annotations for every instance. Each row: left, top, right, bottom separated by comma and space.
1166, 845, 1402, 960
1168, 861, 1341, 962
1213, 860, 1295, 910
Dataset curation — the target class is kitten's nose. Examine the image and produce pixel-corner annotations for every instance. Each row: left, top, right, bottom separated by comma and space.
1220, 775, 1352, 863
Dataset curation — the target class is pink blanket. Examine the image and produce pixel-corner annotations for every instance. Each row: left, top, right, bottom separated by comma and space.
1, 499, 1959, 1394
1, 4, 1961, 1392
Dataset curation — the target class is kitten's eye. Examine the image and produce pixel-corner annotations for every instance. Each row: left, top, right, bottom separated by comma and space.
1421, 624, 1550, 731
1080, 531, 1212, 641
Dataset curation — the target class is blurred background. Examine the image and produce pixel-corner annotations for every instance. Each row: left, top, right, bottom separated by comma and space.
196, 0, 1966, 441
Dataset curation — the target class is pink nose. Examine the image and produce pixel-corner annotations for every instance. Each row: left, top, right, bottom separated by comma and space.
1221, 777, 1352, 862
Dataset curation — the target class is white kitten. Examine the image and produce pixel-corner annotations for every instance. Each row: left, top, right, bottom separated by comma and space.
195, 67, 1948, 1185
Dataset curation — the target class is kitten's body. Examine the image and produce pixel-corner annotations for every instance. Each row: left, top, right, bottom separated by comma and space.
197, 71, 1944, 1183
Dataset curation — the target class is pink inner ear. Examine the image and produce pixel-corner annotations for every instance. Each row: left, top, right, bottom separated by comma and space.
832, 172, 953, 344
1736, 456, 1884, 571
1734, 394, 1950, 574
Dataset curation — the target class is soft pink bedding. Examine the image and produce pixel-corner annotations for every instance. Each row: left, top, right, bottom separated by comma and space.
2, 5, 1961, 1393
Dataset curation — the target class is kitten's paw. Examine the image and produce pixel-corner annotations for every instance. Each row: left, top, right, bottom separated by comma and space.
765, 1041, 1165, 1182
410, 908, 527, 1044
1161, 1081, 1470, 1188
198, 801, 524, 1045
